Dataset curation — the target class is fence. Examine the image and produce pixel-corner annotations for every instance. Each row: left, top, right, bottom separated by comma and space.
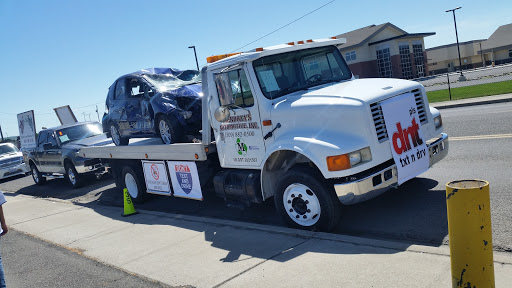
414, 63, 512, 102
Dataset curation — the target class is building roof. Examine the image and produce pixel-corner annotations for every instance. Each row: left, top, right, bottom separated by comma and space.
426, 40, 486, 51
334, 23, 434, 50
481, 23, 512, 52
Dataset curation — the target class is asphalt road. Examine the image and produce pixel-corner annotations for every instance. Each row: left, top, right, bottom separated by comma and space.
1, 102, 511, 252
1, 230, 172, 288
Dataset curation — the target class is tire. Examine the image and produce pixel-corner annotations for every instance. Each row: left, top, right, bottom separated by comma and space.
157, 115, 182, 144
65, 162, 83, 189
121, 166, 150, 204
274, 166, 342, 232
30, 163, 46, 186
110, 123, 129, 146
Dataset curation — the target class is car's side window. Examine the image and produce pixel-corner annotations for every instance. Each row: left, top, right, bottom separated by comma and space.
115, 79, 126, 100
227, 69, 254, 108
37, 131, 48, 147
128, 79, 144, 98
47, 132, 58, 147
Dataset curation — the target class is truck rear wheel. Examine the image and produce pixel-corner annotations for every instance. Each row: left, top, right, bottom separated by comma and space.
30, 163, 46, 186
121, 166, 149, 203
274, 166, 342, 232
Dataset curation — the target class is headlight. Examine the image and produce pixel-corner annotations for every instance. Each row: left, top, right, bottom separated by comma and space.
327, 147, 372, 171
434, 115, 443, 129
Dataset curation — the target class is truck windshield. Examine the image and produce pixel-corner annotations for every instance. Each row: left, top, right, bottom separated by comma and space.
0, 144, 19, 155
56, 123, 103, 145
143, 71, 201, 92
252, 45, 352, 99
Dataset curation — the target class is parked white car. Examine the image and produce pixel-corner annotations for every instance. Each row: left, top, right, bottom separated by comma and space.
0, 143, 29, 180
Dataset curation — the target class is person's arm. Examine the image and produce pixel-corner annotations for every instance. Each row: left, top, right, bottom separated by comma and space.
0, 206, 7, 236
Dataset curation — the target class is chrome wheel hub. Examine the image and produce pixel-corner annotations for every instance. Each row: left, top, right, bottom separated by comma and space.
159, 120, 172, 144
283, 183, 321, 226
125, 173, 138, 198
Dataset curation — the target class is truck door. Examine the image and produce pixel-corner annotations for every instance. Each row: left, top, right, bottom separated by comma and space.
34, 131, 48, 169
44, 131, 62, 173
209, 65, 266, 168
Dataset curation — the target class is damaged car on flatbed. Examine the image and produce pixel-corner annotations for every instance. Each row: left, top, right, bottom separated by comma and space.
102, 68, 202, 146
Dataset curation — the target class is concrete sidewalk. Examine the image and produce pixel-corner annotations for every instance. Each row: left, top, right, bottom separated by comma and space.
4, 193, 512, 287
430, 93, 512, 110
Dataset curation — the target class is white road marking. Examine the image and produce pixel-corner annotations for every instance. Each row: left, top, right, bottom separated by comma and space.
449, 134, 512, 141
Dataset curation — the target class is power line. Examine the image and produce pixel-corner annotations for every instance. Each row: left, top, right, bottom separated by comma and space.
228, 0, 336, 54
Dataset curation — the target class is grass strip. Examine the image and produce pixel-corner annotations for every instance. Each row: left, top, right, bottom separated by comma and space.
427, 80, 512, 103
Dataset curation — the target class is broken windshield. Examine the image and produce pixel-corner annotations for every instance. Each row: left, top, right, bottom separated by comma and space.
252, 46, 352, 99
143, 70, 201, 92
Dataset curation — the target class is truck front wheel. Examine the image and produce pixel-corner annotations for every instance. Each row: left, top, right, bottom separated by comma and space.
274, 166, 342, 232
65, 163, 83, 189
121, 166, 149, 203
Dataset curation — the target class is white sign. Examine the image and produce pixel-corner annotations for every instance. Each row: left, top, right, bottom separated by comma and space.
258, 70, 280, 92
381, 93, 429, 185
142, 160, 171, 195
54, 105, 78, 125
17, 110, 37, 149
167, 161, 203, 200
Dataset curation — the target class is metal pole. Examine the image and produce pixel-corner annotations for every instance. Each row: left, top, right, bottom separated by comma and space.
446, 7, 464, 77
479, 42, 485, 67
188, 46, 200, 71
446, 180, 495, 287
447, 72, 452, 101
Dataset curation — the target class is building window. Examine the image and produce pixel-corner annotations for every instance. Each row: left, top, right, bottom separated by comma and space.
399, 44, 413, 79
376, 48, 392, 78
345, 51, 356, 61
413, 43, 426, 77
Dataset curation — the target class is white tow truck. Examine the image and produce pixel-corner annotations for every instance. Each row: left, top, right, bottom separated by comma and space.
81, 38, 448, 231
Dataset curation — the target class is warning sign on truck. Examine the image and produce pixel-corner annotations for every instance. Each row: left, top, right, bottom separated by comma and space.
142, 160, 171, 195
381, 93, 429, 185
167, 161, 203, 200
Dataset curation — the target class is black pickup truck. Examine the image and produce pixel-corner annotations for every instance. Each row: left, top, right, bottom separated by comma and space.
23, 121, 112, 188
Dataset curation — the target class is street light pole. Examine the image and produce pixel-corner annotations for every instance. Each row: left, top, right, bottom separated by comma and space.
446, 7, 465, 79
188, 46, 200, 71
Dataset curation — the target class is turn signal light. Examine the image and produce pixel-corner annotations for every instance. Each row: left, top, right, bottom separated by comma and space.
287, 42, 295, 45
326, 154, 351, 171
262, 120, 272, 126
255, 47, 264, 52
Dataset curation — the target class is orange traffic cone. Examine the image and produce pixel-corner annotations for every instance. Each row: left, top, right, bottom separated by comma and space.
122, 188, 138, 217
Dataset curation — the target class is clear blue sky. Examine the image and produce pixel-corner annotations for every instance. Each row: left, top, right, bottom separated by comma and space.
1, 0, 510, 137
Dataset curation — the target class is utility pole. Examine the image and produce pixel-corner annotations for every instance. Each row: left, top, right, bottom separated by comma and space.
0, 124, 4, 141
446, 7, 466, 81
188, 46, 200, 71
96, 105, 100, 122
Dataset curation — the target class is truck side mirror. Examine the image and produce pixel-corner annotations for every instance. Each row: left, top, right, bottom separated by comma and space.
214, 106, 231, 122
214, 73, 234, 107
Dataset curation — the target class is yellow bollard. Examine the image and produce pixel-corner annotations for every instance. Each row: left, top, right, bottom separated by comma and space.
446, 180, 495, 288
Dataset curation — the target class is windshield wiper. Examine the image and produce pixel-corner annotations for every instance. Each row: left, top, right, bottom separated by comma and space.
273, 86, 308, 98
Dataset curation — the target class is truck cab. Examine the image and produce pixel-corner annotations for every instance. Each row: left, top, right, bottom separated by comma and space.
204, 38, 448, 230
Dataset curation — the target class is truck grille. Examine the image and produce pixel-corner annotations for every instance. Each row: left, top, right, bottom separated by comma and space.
0, 157, 23, 169
370, 89, 428, 143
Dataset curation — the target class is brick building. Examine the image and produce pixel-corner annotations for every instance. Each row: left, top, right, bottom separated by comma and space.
334, 23, 435, 79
